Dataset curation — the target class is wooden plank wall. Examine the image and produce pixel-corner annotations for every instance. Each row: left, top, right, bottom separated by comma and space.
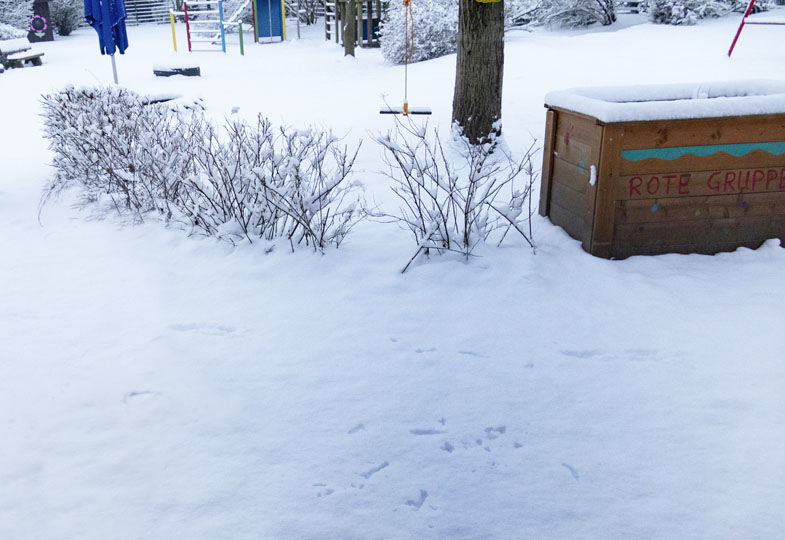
542, 110, 785, 258
540, 109, 603, 250
606, 115, 785, 258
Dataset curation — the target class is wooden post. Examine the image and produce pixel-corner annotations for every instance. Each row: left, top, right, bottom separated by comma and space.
539, 109, 557, 217
170, 11, 177, 52
252, 0, 259, 43
336, 1, 341, 43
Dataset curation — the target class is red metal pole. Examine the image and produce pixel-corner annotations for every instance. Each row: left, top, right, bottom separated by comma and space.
184, 1, 192, 52
728, 0, 757, 56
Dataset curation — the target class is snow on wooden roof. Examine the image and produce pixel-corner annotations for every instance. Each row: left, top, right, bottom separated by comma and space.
544, 80, 785, 123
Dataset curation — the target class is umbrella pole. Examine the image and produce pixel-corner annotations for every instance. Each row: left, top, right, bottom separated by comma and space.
110, 53, 119, 84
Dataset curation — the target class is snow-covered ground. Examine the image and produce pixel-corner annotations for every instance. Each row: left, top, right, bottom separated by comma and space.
2, 13, 785, 540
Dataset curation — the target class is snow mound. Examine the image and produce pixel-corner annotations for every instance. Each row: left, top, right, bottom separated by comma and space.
544, 79, 785, 122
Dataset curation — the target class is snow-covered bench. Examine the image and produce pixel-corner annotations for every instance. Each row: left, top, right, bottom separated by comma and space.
0, 38, 44, 71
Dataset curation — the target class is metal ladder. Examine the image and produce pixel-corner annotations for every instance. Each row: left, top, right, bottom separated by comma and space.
184, 0, 226, 52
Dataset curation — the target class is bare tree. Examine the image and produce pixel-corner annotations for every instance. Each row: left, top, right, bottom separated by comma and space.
452, 0, 505, 144
342, 0, 356, 56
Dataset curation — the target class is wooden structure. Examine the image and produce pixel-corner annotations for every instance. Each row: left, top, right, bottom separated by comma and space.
539, 81, 785, 258
28, 1, 54, 43
325, 0, 382, 47
0, 39, 44, 71
182, 0, 227, 52
125, 0, 171, 24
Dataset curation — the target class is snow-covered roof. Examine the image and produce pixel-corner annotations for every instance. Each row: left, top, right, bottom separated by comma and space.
544, 80, 785, 123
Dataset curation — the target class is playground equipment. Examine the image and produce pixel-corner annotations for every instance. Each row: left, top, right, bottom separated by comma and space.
380, 0, 431, 116
170, 0, 285, 54
177, 0, 226, 53
253, 0, 287, 42
325, 0, 381, 47
728, 0, 785, 56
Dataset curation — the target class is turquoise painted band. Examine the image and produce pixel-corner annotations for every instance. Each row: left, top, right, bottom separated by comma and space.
621, 141, 785, 162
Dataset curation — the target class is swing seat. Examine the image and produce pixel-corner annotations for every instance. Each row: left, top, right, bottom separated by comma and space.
380, 106, 432, 115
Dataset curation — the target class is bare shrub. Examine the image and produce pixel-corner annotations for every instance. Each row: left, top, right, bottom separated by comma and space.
41, 85, 363, 250
374, 118, 536, 272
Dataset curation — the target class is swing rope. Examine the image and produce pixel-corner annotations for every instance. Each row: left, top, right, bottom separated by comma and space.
380, 0, 431, 115
403, 0, 413, 114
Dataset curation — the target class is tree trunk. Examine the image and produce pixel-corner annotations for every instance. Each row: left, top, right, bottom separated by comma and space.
343, 0, 356, 57
452, 0, 505, 144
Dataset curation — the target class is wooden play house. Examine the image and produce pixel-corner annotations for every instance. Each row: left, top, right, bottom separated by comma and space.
539, 81, 785, 258
325, 0, 382, 47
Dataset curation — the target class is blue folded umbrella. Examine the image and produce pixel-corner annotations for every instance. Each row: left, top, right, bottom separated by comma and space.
84, 0, 129, 55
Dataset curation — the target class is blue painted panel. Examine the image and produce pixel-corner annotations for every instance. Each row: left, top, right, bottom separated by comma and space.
256, 0, 283, 40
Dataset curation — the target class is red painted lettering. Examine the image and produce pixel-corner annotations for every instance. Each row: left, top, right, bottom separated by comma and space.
766, 169, 778, 190
707, 172, 721, 192
780, 169, 785, 190
752, 169, 765, 191
647, 176, 660, 195
663, 175, 677, 195
725, 172, 736, 192
629, 177, 642, 197
738, 170, 751, 191
679, 174, 690, 195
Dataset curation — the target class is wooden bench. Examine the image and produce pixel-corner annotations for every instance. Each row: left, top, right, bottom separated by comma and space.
5, 50, 44, 68
0, 38, 44, 70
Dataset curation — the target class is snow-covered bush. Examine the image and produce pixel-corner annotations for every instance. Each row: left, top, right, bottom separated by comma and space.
506, 0, 541, 26
180, 117, 363, 248
0, 21, 27, 39
284, 0, 321, 24
223, 0, 254, 26
0, 0, 33, 30
41, 86, 363, 250
380, 0, 458, 64
517, 0, 617, 27
374, 119, 536, 272
648, 0, 739, 24
49, 0, 84, 36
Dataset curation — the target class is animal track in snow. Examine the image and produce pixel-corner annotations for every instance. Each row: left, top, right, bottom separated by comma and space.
441, 442, 455, 453
458, 350, 487, 358
313, 483, 334, 497
405, 490, 428, 510
410, 429, 447, 435
484, 426, 506, 439
560, 349, 602, 359
562, 463, 580, 481
415, 347, 437, 354
169, 323, 237, 336
348, 424, 365, 434
123, 390, 161, 402
360, 462, 389, 479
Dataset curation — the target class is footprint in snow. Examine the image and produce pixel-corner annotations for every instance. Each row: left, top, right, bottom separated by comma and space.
484, 426, 506, 439
410, 428, 447, 435
560, 349, 603, 359
406, 490, 428, 510
360, 462, 389, 479
123, 390, 161, 403
169, 323, 237, 336
458, 350, 487, 358
561, 463, 580, 481
313, 483, 335, 497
